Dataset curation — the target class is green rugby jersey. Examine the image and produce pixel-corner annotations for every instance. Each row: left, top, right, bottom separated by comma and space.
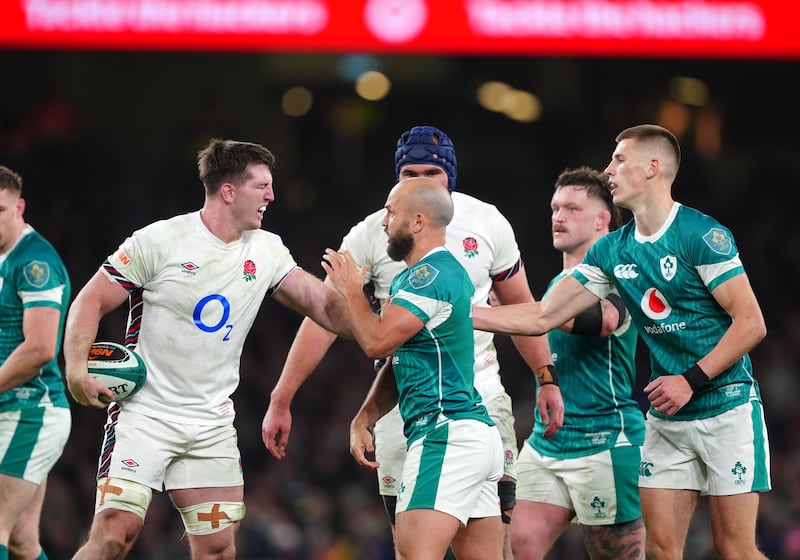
388, 247, 493, 444
573, 203, 760, 420
0, 226, 70, 411
529, 271, 644, 458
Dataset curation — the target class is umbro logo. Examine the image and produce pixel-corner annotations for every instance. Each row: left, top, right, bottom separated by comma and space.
614, 263, 639, 279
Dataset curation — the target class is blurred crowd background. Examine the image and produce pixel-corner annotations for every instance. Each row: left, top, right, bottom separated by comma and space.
2, 50, 799, 559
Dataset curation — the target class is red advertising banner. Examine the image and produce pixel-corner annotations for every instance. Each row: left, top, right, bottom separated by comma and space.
1, 0, 798, 58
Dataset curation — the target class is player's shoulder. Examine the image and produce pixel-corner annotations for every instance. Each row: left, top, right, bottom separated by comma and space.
15, 228, 67, 269
345, 207, 385, 236
452, 191, 503, 216
134, 211, 196, 240
675, 203, 726, 231
451, 191, 512, 235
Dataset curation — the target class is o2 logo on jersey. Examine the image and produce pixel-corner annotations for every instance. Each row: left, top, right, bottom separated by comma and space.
640, 288, 672, 320
193, 294, 233, 341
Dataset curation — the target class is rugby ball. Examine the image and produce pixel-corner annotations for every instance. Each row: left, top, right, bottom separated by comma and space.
87, 342, 147, 402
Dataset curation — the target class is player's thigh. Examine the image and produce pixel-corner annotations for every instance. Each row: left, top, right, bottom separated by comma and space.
0, 473, 39, 532
707, 492, 763, 556
640, 487, 697, 555
511, 499, 573, 559
373, 406, 406, 497
452, 515, 504, 560
395, 509, 459, 560
8, 477, 46, 545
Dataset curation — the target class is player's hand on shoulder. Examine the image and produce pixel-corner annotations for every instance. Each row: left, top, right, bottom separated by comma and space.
262, 401, 292, 460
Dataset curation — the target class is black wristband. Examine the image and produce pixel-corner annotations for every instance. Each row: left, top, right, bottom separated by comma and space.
682, 364, 710, 392
534, 365, 559, 387
605, 292, 628, 329
571, 302, 603, 336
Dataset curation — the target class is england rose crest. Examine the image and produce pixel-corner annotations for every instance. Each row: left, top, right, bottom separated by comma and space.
462, 236, 479, 258
242, 259, 257, 282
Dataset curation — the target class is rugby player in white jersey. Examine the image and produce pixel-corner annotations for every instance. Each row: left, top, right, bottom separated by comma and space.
63, 139, 351, 560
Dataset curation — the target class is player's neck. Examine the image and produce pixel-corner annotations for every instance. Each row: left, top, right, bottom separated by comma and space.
0, 221, 27, 256
404, 237, 444, 268
199, 207, 243, 244
632, 194, 675, 237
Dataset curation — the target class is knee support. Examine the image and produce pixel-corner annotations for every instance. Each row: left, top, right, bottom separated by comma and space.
381, 495, 397, 526
177, 502, 246, 535
498, 479, 516, 524
95, 477, 153, 520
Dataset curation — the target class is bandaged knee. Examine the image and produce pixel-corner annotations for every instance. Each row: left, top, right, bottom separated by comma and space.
95, 477, 153, 520
177, 502, 245, 535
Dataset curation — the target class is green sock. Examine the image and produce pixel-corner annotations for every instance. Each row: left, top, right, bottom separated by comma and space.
0, 544, 9, 560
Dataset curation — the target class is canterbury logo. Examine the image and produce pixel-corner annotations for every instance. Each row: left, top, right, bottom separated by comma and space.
614, 264, 639, 279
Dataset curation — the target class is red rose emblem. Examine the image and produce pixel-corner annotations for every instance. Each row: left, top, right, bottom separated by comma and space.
243, 259, 257, 281
462, 237, 479, 258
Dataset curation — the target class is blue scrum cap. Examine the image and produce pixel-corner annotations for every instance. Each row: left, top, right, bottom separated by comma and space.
394, 126, 457, 191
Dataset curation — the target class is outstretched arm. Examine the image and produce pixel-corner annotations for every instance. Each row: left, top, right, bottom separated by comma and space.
491, 268, 564, 439
64, 271, 129, 407
271, 268, 353, 338
474, 275, 600, 336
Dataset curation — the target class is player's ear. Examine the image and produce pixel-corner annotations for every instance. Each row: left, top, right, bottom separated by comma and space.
596, 209, 611, 231
220, 182, 236, 203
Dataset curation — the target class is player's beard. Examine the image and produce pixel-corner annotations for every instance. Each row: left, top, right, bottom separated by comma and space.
387, 224, 414, 262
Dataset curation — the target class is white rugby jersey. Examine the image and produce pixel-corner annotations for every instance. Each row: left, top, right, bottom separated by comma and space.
341, 191, 521, 402
103, 211, 297, 425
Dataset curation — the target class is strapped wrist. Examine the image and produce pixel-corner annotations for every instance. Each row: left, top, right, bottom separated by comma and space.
682, 364, 710, 392
534, 365, 559, 387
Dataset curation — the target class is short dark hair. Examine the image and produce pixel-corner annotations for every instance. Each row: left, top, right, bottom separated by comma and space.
0, 165, 23, 195
616, 124, 681, 171
197, 139, 276, 195
554, 166, 622, 231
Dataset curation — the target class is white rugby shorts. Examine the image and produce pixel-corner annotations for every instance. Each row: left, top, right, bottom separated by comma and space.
395, 418, 503, 525
516, 442, 642, 525
97, 406, 243, 491
639, 399, 771, 495
0, 406, 71, 484
374, 391, 517, 496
